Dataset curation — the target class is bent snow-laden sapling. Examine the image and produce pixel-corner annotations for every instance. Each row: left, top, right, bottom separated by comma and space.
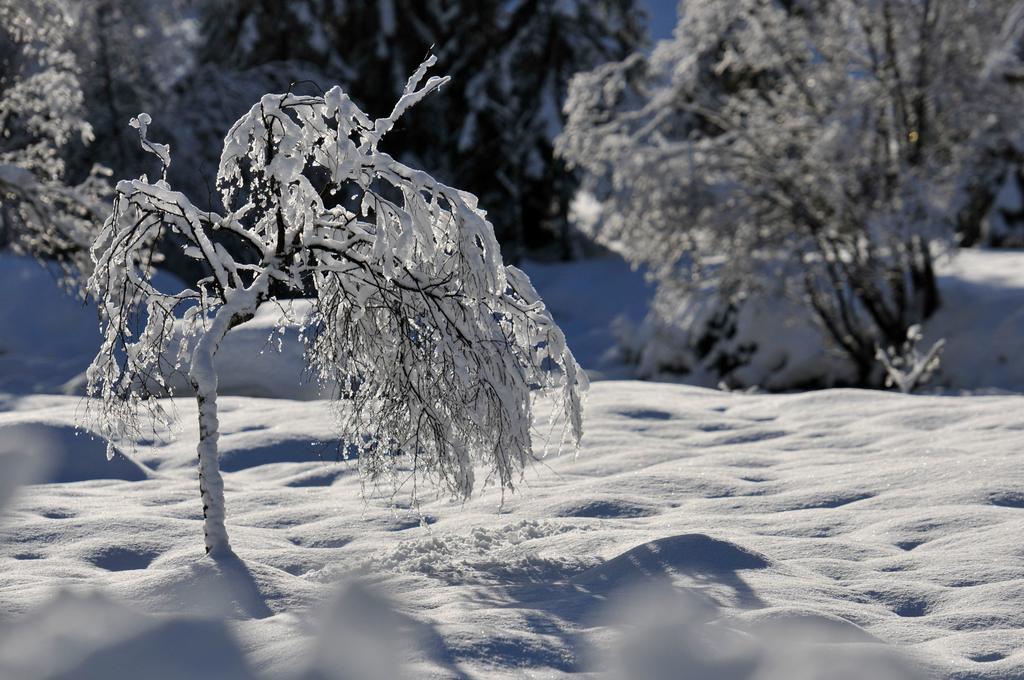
875, 325, 946, 394
85, 58, 587, 556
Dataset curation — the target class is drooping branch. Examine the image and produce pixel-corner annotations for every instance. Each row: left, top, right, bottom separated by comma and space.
86, 57, 587, 552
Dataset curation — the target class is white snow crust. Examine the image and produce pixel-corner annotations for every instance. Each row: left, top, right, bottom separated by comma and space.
1, 383, 1023, 678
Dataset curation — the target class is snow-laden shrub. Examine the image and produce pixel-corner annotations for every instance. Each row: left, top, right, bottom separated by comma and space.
598, 585, 925, 680
953, 1, 1024, 250
85, 58, 587, 556
559, 0, 1020, 389
616, 279, 856, 391
955, 148, 1024, 248
0, 0, 108, 286
875, 325, 945, 395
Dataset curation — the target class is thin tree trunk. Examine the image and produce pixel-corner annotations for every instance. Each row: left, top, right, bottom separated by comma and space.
188, 283, 266, 556
194, 388, 229, 555
190, 325, 234, 556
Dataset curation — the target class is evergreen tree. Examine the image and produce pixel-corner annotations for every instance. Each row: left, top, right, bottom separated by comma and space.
188, 0, 646, 259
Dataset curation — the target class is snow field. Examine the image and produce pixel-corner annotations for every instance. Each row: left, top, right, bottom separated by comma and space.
1, 382, 1022, 678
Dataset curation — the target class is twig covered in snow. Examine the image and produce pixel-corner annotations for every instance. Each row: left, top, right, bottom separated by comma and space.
875, 325, 945, 394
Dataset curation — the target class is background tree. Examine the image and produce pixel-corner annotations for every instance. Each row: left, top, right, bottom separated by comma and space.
181, 0, 646, 260
86, 60, 587, 556
953, 0, 1024, 247
61, 0, 196, 183
0, 0, 108, 285
559, 0, 1019, 388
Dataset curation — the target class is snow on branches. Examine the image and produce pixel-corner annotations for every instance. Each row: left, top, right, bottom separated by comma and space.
559, 0, 1016, 388
85, 57, 587, 555
875, 325, 945, 394
0, 0, 108, 286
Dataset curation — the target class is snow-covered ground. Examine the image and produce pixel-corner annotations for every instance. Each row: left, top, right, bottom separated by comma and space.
1, 250, 1023, 678
2, 250, 1021, 396
925, 249, 1024, 393
1, 383, 1023, 678
520, 257, 652, 378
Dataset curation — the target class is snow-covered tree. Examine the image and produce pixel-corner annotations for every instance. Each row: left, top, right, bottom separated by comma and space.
190, 0, 645, 258
450, 0, 648, 259
560, 0, 1017, 388
86, 59, 587, 556
62, 0, 197, 182
0, 0, 108, 284
953, 1, 1024, 247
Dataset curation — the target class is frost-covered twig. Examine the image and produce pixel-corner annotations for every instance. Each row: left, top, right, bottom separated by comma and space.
875, 325, 946, 394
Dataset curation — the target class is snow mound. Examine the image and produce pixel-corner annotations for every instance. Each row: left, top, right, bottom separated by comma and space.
573, 534, 771, 592
0, 423, 149, 483
0, 591, 254, 680
0, 254, 327, 400
576, 249, 1024, 392
521, 256, 652, 378
218, 436, 349, 473
553, 497, 659, 519
62, 617, 252, 680
596, 586, 922, 680
0, 430, 51, 515
7, 249, 1024, 398
161, 301, 330, 401
0, 256, 100, 395
926, 249, 1024, 392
